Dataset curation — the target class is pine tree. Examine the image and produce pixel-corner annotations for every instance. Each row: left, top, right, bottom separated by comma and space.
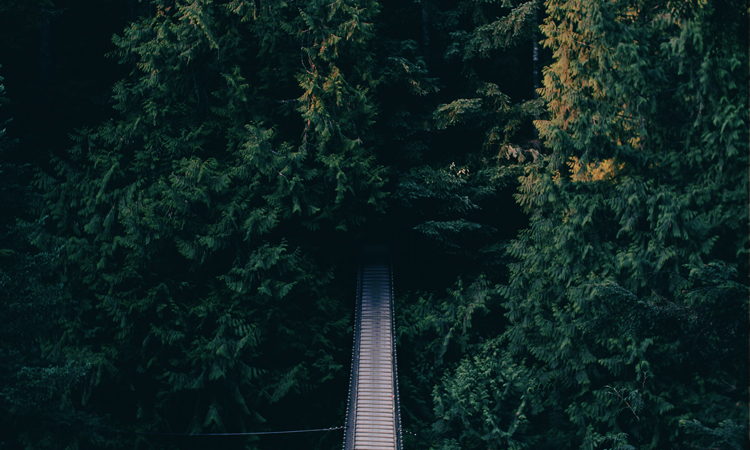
37, 0, 386, 443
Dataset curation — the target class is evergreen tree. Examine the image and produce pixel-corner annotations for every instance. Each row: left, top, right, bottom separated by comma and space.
0, 67, 103, 450
6, 0, 745, 448
385, 1, 546, 446
391, 0, 543, 255
431, 0, 749, 448
37, 0, 385, 445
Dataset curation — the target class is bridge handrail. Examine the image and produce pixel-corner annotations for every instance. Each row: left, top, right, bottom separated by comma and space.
342, 247, 402, 450
342, 257, 362, 450
390, 256, 403, 450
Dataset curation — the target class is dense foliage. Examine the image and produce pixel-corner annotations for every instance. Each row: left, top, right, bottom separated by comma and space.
425, 0, 749, 449
32, 0, 387, 447
0, 65, 105, 448
0, 0, 746, 449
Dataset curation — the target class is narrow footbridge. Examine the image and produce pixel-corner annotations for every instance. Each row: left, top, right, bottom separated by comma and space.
342, 245, 403, 450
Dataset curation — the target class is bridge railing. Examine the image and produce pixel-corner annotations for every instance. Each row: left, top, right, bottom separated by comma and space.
342, 258, 362, 450
342, 246, 402, 450
390, 255, 403, 450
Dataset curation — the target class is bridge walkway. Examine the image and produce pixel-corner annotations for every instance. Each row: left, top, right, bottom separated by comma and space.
342, 245, 402, 450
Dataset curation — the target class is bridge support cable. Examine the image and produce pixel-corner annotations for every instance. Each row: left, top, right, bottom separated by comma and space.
343, 245, 403, 450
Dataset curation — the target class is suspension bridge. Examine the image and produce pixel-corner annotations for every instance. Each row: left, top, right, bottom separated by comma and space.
342, 244, 403, 450
99, 245, 404, 448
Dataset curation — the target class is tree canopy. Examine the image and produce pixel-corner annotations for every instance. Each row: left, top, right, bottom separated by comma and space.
0, 0, 746, 449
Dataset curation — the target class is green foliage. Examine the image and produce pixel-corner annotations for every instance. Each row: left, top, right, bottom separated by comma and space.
680, 418, 747, 450
444, 0, 539, 60
35, 0, 386, 444
400, 276, 494, 366
382, 39, 439, 98
388, 0, 543, 255
433, 0, 544, 157
476, 0, 750, 448
395, 163, 503, 248
0, 66, 103, 450
432, 344, 539, 450
397, 276, 499, 448
399, 0, 749, 448
388, 1, 544, 445
1, 0, 746, 448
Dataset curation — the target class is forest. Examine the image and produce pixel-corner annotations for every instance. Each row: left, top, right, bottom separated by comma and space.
0, 0, 747, 449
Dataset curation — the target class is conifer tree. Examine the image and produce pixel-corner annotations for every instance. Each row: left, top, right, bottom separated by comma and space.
15, 0, 747, 448
37, 0, 386, 442
431, 0, 749, 448
394, 0, 543, 254
387, 1, 545, 446
0, 67, 104, 450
